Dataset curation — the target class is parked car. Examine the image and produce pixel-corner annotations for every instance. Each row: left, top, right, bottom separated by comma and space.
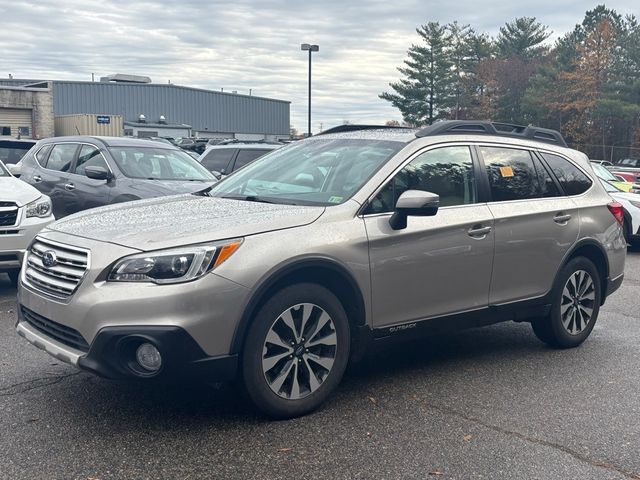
600, 179, 640, 244
0, 139, 36, 165
197, 143, 281, 178
19, 136, 216, 218
590, 161, 640, 193
610, 170, 640, 184
15, 121, 626, 418
0, 160, 54, 285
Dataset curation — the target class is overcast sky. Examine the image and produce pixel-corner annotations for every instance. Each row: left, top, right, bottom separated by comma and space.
2, 1, 637, 133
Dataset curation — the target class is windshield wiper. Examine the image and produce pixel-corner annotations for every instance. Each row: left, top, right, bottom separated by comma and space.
220, 194, 298, 205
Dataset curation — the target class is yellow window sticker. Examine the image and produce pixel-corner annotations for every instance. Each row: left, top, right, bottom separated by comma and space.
499, 166, 515, 178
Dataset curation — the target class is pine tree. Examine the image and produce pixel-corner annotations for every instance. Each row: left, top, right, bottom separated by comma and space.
496, 17, 551, 58
380, 22, 452, 125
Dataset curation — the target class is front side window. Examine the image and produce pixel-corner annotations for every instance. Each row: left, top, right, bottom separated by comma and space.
108, 146, 214, 181
542, 153, 592, 195
482, 146, 541, 202
46, 144, 78, 172
75, 145, 109, 176
208, 138, 404, 206
367, 146, 477, 214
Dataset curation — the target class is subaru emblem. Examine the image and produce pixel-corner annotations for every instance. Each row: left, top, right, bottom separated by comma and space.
42, 250, 58, 268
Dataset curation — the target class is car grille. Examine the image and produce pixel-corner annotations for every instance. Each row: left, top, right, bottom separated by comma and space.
21, 306, 89, 352
24, 237, 90, 299
0, 202, 18, 227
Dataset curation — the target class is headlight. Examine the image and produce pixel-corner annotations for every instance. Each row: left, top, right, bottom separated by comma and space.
25, 196, 52, 218
108, 239, 242, 284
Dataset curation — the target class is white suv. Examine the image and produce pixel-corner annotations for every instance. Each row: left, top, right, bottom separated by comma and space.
0, 160, 54, 284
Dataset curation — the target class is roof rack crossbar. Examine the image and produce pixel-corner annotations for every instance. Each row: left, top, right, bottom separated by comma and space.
415, 120, 567, 147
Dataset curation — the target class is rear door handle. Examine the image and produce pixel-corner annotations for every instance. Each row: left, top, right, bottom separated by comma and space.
554, 213, 572, 224
33, 175, 42, 183
468, 225, 492, 238
64, 183, 76, 191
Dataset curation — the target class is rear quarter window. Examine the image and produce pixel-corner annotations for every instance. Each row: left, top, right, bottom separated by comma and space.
541, 153, 592, 196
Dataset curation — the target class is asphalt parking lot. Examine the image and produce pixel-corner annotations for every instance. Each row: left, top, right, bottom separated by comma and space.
1, 250, 640, 480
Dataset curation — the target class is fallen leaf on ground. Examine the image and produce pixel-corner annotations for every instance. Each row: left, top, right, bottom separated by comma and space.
278, 448, 292, 453
463, 434, 472, 442
28, 416, 39, 423
428, 471, 444, 476
368, 396, 377, 405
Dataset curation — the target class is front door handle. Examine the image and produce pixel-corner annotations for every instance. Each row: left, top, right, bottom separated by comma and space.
468, 225, 492, 238
64, 183, 76, 191
554, 213, 572, 224
33, 175, 42, 183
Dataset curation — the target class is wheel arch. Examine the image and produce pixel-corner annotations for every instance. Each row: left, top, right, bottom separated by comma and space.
561, 238, 610, 304
230, 257, 368, 354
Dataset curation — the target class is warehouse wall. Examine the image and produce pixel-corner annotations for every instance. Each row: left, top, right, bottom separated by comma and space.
0, 84, 54, 139
53, 82, 290, 136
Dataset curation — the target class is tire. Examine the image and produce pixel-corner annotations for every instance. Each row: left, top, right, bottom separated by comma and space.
241, 283, 350, 418
7, 270, 19, 286
531, 256, 601, 348
623, 220, 631, 245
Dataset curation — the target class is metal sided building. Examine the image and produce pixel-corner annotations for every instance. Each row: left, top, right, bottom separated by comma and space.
0, 75, 290, 141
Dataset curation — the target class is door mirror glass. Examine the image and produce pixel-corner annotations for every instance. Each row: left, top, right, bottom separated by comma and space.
84, 166, 111, 181
390, 190, 439, 230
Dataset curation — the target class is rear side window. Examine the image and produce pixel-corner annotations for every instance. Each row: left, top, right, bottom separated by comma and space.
541, 153, 592, 195
35, 144, 53, 167
233, 149, 268, 171
481, 147, 540, 201
201, 149, 235, 173
46, 144, 78, 172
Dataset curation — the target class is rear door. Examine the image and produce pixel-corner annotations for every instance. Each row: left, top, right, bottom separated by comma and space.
35, 143, 79, 218
200, 148, 236, 176
63, 144, 113, 215
479, 145, 580, 304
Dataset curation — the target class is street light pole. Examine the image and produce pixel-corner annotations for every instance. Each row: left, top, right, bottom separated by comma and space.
301, 43, 319, 137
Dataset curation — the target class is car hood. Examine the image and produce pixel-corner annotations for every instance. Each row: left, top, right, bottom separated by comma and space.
0, 176, 42, 207
46, 194, 325, 251
125, 179, 218, 197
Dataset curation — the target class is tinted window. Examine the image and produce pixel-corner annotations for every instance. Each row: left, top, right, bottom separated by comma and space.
0, 142, 33, 164
368, 146, 476, 214
234, 149, 269, 170
534, 158, 561, 198
75, 145, 109, 176
46, 144, 78, 172
201, 149, 235, 173
35, 144, 53, 166
541, 153, 592, 195
617, 158, 640, 168
482, 147, 540, 201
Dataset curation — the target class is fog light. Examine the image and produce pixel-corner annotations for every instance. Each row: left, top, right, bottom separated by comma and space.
136, 343, 162, 372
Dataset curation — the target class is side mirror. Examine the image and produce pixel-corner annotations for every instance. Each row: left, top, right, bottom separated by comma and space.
211, 170, 223, 180
389, 190, 439, 230
7, 163, 22, 177
85, 166, 112, 181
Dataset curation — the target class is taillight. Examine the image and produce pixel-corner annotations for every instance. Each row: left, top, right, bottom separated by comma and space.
607, 202, 624, 225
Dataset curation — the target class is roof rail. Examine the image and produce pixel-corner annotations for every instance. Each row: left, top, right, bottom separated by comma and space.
318, 124, 412, 135
415, 120, 568, 147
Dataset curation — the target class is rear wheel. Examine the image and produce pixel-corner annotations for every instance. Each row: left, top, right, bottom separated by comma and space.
241, 283, 350, 418
531, 257, 601, 348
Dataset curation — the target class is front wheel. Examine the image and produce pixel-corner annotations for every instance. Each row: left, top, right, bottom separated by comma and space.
531, 257, 601, 348
241, 283, 350, 418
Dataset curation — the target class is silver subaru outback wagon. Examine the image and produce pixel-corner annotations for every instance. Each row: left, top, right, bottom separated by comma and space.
16, 121, 626, 418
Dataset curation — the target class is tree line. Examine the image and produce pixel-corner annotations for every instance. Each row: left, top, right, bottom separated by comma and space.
380, 5, 640, 161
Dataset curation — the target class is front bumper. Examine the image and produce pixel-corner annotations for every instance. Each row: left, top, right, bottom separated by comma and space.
16, 307, 238, 381
0, 215, 54, 272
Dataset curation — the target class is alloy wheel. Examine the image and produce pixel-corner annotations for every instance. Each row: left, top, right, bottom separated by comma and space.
261, 303, 337, 400
560, 270, 595, 335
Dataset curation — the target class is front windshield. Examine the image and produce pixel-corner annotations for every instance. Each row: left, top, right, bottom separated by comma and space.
0, 161, 9, 176
208, 138, 404, 206
108, 146, 214, 181
591, 162, 617, 181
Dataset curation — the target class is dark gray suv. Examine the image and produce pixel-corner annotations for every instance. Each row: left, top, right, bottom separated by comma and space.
19, 136, 216, 218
